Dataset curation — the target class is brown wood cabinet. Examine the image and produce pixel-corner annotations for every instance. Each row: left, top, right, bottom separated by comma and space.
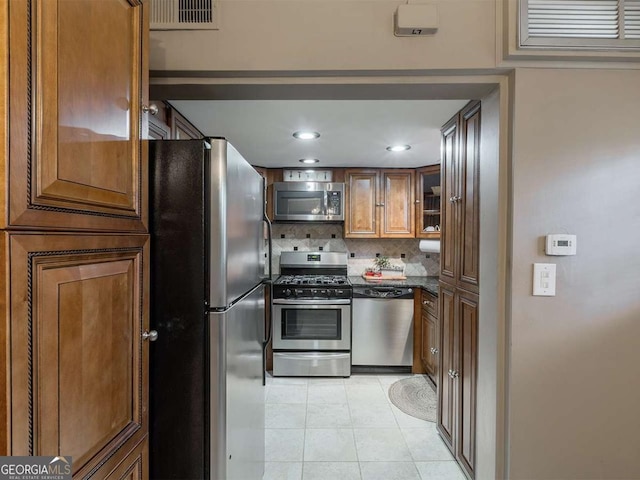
437, 101, 481, 480
148, 103, 172, 140
2, 1, 150, 477
416, 165, 442, 239
170, 108, 203, 139
438, 283, 478, 480
148, 102, 203, 141
8, 0, 148, 233
440, 101, 481, 293
345, 169, 415, 238
419, 290, 439, 386
7, 234, 149, 476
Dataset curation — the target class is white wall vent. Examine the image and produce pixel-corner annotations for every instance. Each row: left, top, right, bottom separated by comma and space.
151, 0, 219, 30
520, 0, 640, 49
625, 0, 640, 38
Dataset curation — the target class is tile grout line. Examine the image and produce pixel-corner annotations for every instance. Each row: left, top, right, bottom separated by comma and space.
301, 382, 308, 479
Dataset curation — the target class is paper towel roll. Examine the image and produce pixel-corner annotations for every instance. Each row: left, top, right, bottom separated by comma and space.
419, 239, 440, 253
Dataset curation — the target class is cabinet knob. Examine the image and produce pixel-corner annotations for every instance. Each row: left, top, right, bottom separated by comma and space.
449, 195, 460, 203
422, 300, 434, 306
415, 200, 421, 204
142, 104, 159, 116
142, 330, 159, 341
431, 348, 438, 355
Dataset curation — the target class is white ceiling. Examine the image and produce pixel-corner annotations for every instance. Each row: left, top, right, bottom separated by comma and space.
169, 99, 469, 169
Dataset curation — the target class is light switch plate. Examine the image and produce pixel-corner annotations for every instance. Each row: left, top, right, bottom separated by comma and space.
533, 263, 556, 296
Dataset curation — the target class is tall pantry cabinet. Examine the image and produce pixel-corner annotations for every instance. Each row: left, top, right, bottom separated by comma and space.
1, 1, 150, 478
438, 101, 481, 480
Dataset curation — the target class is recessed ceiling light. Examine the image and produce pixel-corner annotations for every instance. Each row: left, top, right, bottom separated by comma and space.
293, 131, 320, 140
386, 144, 412, 152
299, 158, 319, 164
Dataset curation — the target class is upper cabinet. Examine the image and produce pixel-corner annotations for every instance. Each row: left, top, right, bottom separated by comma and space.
345, 169, 415, 238
440, 101, 481, 293
148, 102, 203, 141
8, 0, 148, 232
170, 109, 203, 139
416, 165, 441, 239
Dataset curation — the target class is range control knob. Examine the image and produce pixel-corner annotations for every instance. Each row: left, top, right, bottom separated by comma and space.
294, 289, 304, 297
284, 289, 292, 297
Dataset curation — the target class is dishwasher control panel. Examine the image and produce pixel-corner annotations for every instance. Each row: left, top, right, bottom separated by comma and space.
352, 287, 413, 299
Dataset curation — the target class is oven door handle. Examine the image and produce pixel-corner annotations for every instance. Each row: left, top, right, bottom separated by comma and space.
272, 299, 351, 305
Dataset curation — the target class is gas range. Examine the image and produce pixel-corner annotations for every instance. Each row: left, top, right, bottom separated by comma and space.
272, 251, 352, 377
273, 252, 352, 301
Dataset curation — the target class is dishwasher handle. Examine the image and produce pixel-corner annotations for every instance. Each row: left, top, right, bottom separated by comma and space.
352, 286, 414, 299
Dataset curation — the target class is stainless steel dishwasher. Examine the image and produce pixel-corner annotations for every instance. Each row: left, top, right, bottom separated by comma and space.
351, 286, 414, 366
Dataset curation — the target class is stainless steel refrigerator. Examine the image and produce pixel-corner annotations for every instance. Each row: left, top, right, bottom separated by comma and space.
149, 138, 267, 480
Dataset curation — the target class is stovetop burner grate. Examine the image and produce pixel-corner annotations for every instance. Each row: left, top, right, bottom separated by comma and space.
275, 275, 349, 287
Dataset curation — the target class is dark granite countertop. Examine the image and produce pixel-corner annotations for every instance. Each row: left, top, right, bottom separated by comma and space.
348, 276, 439, 296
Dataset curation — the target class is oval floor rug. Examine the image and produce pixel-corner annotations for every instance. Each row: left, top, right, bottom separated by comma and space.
388, 375, 436, 422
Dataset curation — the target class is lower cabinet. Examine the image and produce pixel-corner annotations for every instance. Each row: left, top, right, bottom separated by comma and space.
419, 290, 439, 387
421, 312, 438, 385
437, 283, 477, 479
103, 437, 148, 480
5, 233, 149, 478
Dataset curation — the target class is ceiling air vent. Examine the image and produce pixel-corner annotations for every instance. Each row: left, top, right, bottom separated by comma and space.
151, 0, 218, 30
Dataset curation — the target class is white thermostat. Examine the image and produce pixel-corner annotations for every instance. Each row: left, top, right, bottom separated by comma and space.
545, 234, 577, 256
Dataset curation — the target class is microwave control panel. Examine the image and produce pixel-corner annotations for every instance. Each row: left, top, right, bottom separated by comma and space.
327, 190, 342, 215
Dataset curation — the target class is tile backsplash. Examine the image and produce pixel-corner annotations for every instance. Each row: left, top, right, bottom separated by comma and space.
270, 223, 439, 276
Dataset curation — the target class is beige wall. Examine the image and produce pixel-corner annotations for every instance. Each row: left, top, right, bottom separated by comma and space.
150, 0, 496, 73
508, 67, 640, 479
477, 85, 504, 480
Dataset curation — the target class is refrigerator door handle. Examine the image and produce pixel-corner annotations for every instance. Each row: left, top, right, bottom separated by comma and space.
262, 211, 273, 386
263, 213, 273, 282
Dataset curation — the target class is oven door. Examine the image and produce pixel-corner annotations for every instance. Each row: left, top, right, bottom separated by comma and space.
272, 300, 351, 350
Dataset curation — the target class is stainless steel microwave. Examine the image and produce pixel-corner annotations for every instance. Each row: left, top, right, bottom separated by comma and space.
273, 182, 344, 222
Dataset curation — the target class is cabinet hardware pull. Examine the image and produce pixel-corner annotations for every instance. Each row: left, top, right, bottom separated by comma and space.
423, 300, 434, 306
434, 348, 438, 354
142, 330, 159, 341
142, 104, 159, 116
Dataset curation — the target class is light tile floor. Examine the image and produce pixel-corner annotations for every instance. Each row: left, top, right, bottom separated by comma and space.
263, 373, 466, 480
